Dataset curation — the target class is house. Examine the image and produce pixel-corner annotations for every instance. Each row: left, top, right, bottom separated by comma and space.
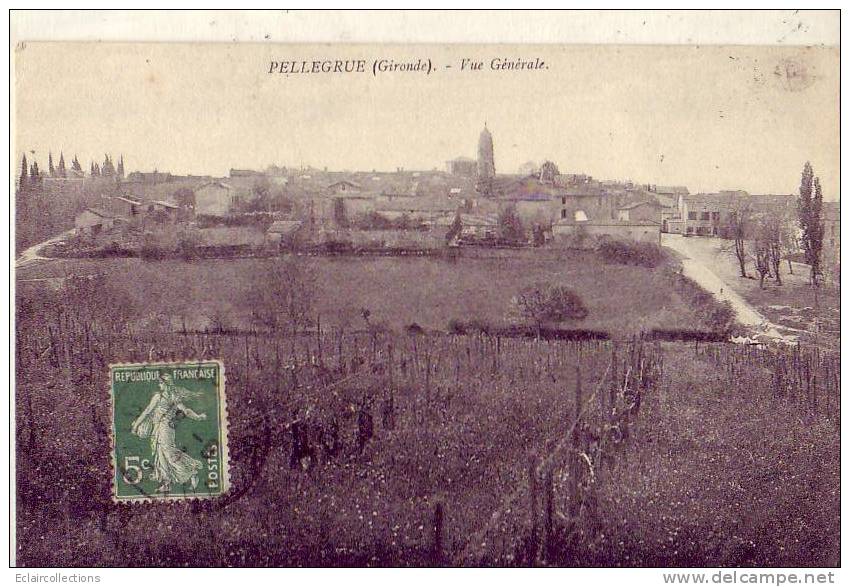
373, 197, 457, 223
617, 200, 663, 223
327, 180, 363, 194
126, 171, 173, 184
446, 157, 478, 177
650, 185, 690, 197
330, 193, 377, 220
75, 208, 117, 237
557, 189, 619, 224
678, 193, 738, 236
229, 169, 263, 178
195, 181, 236, 216
655, 195, 679, 232
108, 196, 144, 218
149, 200, 180, 221
265, 220, 305, 248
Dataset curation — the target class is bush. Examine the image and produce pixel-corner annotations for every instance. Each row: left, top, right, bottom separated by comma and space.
597, 240, 665, 268
139, 244, 168, 261
447, 318, 495, 335
318, 239, 354, 254
511, 283, 588, 327
405, 322, 425, 335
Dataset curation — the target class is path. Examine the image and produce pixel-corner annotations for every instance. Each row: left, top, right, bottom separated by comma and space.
661, 234, 796, 344
15, 229, 73, 270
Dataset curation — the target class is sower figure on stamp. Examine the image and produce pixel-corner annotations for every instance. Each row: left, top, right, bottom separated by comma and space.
131, 372, 207, 493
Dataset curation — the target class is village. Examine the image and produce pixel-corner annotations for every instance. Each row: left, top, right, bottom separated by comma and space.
33, 125, 834, 278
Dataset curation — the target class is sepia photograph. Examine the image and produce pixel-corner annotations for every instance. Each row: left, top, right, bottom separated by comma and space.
9, 9, 841, 577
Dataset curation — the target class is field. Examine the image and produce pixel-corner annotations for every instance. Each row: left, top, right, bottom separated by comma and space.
15, 320, 839, 566
15, 260, 840, 566
15, 250, 838, 567
17, 249, 721, 336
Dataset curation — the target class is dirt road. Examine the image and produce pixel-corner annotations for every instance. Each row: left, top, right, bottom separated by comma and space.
662, 234, 797, 343
15, 229, 73, 270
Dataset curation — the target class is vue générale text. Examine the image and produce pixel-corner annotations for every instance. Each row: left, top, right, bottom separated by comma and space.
268, 57, 547, 77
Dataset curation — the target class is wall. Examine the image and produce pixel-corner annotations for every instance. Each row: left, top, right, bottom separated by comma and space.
342, 227, 448, 249
552, 222, 661, 248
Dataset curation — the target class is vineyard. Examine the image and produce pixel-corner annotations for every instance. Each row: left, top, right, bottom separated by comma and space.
15, 298, 840, 566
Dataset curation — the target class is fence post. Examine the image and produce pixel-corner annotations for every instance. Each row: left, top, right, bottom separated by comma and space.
432, 499, 445, 566
543, 465, 554, 562
528, 454, 539, 565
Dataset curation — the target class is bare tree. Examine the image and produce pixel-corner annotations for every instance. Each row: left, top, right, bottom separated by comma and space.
246, 258, 317, 335
752, 223, 772, 290
758, 211, 785, 285
724, 203, 751, 278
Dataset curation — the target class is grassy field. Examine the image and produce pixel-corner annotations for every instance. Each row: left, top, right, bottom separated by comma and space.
17, 249, 718, 336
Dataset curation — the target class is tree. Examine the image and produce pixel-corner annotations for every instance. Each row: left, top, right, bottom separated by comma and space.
29, 161, 41, 187
498, 204, 525, 243
57, 152, 67, 178
538, 160, 560, 183
511, 283, 588, 335
117, 155, 125, 178
445, 211, 463, 243
725, 203, 750, 278
48, 152, 55, 177
102, 154, 115, 177
798, 162, 825, 286
753, 223, 772, 289
19, 154, 27, 190
246, 259, 317, 335
333, 197, 349, 228
71, 155, 83, 174
763, 212, 784, 285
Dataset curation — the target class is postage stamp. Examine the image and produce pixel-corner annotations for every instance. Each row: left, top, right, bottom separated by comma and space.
109, 360, 229, 502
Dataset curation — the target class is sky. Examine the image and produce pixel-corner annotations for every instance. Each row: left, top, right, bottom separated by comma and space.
14, 42, 839, 198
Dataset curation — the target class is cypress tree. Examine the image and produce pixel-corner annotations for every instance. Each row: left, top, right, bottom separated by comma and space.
797, 161, 825, 286
57, 152, 67, 178
117, 155, 125, 178
19, 154, 27, 189
48, 152, 55, 177
102, 154, 115, 177
29, 161, 41, 188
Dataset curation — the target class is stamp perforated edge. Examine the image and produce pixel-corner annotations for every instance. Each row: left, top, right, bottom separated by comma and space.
108, 359, 230, 504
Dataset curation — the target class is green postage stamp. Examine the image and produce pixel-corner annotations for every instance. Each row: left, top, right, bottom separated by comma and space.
110, 360, 229, 502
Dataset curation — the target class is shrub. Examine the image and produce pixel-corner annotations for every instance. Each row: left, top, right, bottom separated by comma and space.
511, 283, 588, 327
597, 240, 665, 268
447, 318, 495, 335
405, 322, 425, 335
139, 244, 167, 261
